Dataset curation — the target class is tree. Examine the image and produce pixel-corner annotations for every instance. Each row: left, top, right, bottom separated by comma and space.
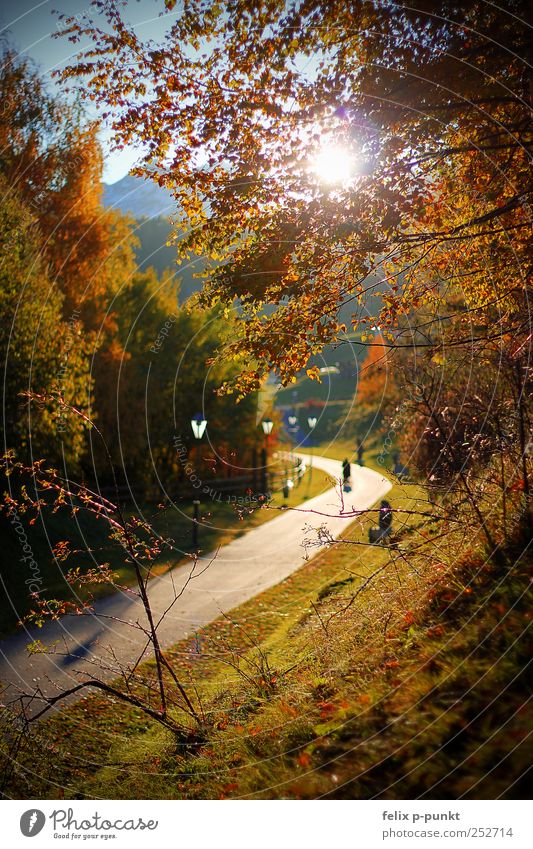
356, 334, 390, 407
39, 123, 137, 327
342, 333, 394, 440
0, 47, 137, 331
53, 1, 532, 543
0, 177, 92, 468
55, 1, 531, 392
0, 49, 67, 213
0, 48, 147, 482
91, 267, 259, 491
396, 337, 533, 552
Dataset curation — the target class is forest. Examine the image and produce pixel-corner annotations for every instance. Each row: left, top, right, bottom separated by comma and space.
0, 0, 531, 811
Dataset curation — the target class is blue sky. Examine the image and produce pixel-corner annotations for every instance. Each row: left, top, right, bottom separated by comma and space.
0, 0, 180, 183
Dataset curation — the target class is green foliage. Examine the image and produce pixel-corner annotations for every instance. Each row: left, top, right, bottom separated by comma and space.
0, 49, 260, 496
91, 267, 258, 490
0, 178, 92, 467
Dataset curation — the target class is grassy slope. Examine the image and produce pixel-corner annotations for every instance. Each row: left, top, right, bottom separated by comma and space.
2, 453, 530, 800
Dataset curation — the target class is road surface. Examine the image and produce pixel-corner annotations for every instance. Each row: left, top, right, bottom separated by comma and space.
0, 454, 391, 715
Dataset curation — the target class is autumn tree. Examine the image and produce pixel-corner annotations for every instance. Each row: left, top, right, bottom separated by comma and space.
0, 48, 136, 320
40, 123, 140, 482
55, 0, 531, 392
1, 49, 142, 481
0, 49, 137, 313
0, 49, 66, 213
39, 123, 137, 325
100, 267, 259, 491
0, 47, 136, 329
0, 177, 92, 467
54, 0, 532, 536
358, 336, 389, 403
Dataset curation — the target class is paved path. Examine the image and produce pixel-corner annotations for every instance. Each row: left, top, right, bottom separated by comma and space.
0, 454, 391, 715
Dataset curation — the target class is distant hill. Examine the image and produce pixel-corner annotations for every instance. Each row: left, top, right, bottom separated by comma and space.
103, 175, 205, 301
103, 174, 175, 219
102, 175, 384, 314
132, 217, 205, 302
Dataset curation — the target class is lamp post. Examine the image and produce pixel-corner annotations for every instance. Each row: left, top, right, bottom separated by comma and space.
190, 412, 207, 549
288, 414, 298, 473
283, 477, 294, 507
261, 418, 273, 496
307, 416, 317, 481
252, 445, 258, 493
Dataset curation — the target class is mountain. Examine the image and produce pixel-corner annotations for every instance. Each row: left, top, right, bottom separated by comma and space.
103, 175, 205, 301
102, 176, 381, 312
102, 174, 175, 219
133, 217, 205, 302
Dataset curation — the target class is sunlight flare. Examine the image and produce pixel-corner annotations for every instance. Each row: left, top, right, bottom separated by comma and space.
311, 144, 356, 185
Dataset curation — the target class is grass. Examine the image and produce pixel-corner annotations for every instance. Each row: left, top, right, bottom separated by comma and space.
2, 464, 530, 800
0, 460, 329, 637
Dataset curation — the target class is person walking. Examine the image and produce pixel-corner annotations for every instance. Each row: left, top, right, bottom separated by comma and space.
379, 499, 393, 532
342, 458, 352, 491
368, 500, 393, 544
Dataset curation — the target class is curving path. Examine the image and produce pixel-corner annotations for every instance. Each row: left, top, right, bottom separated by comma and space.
0, 454, 391, 715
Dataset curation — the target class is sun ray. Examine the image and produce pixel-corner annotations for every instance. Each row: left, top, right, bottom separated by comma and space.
312, 144, 355, 185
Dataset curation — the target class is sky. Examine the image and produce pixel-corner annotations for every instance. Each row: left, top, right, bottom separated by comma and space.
0, 0, 180, 183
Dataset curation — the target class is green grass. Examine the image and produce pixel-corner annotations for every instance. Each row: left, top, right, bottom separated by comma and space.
315, 438, 365, 463
2, 470, 530, 800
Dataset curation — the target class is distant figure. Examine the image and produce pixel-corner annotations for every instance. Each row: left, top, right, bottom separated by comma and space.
357, 442, 364, 466
369, 499, 393, 544
342, 458, 352, 492
379, 500, 393, 532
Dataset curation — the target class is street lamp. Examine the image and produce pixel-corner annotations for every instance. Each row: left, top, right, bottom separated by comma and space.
261, 418, 273, 495
307, 416, 317, 481
190, 412, 207, 549
190, 413, 207, 440
282, 477, 294, 506
287, 414, 298, 472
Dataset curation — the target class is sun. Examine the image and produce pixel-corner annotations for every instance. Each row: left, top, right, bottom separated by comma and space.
312, 144, 355, 185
